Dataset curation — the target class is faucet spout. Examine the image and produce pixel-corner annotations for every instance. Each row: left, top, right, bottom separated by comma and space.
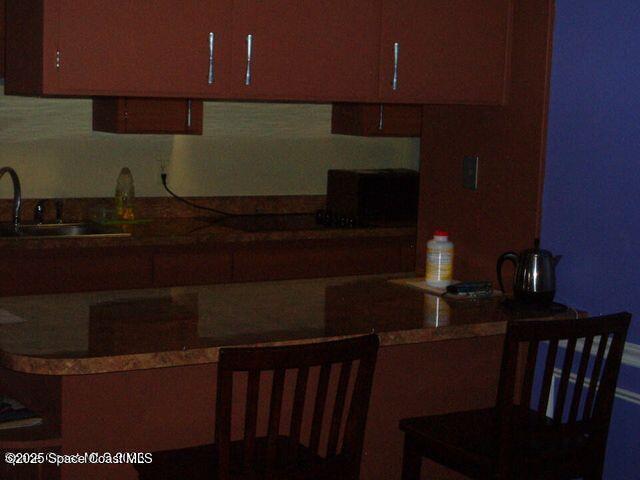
0, 167, 22, 228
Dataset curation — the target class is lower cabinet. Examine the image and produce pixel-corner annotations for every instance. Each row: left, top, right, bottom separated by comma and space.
0, 237, 416, 296
153, 250, 233, 287
233, 238, 415, 282
0, 248, 154, 296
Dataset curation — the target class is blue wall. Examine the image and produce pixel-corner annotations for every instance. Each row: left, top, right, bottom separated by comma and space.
542, 1, 640, 477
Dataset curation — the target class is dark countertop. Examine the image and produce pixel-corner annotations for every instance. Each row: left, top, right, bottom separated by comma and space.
0, 214, 416, 251
0, 274, 575, 375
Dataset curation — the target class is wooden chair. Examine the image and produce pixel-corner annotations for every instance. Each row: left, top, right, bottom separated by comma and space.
399, 312, 631, 480
137, 334, 379, 480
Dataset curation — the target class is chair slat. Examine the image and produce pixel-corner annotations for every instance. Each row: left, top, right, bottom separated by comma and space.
538, 339, 558, 414
554, 337, 577, 423
309, 363, 332, 454
243, 369, 260, 468
569, 336, 593, 422
215, 368, 233, 479
327, 360, 353, 456
520, 340, 539, 408
584, 334, 608, 419
290, 366, 309, 444
266, 368, 286, 469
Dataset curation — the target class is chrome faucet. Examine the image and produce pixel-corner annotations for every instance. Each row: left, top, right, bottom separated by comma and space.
0, 167, 22, 228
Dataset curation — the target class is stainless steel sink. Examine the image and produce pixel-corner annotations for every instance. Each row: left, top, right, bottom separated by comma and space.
0, 223, 131, 239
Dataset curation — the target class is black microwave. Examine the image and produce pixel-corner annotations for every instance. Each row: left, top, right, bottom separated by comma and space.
318, 169, 419, 227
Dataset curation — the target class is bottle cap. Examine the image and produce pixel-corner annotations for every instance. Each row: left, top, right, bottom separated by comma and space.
434, 230, 449, 239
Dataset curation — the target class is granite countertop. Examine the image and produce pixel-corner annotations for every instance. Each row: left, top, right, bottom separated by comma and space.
0, 274, 573, 376
0, 214, 416, 251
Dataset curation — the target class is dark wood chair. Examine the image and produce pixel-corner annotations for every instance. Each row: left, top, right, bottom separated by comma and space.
399, 312, 631, 480
137, 334, 379, 480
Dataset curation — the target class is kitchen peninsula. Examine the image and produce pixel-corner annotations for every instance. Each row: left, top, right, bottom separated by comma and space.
0, 274, 576, 480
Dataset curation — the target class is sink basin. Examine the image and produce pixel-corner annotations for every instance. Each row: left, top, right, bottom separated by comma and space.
0, 223, 131, 239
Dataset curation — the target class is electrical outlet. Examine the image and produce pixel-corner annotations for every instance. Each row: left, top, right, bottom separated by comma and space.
158, 158, 170, 175
463, 156, 479, 190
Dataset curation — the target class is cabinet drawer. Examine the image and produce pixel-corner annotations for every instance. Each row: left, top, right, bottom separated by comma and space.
153, 251, 233, 287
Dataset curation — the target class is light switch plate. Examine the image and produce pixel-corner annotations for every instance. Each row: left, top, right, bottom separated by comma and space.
463, 156, 479, 190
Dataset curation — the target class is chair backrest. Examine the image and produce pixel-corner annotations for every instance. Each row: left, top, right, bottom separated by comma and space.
215, 334, 379, 479
495, 312, 631, 465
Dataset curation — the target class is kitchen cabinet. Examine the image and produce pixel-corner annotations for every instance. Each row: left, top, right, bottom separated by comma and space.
0, 235, 415, 296
93, 98, 204, 135
5, 0, 511, 105
229, 0, 381, 102
379, 0, 512, 104
5, 0, 233, 97
331, 103, 422, 137
153, 250, 233, 287
0, 0, 5, 78
233, 238, 413, 282
0, 248, 154, 296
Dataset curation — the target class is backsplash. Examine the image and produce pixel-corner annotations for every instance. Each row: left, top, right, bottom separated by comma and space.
0, 86, 419, 199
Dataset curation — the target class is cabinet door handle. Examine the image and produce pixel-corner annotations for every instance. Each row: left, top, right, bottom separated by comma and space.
378, 105, 384, 131
187, 100, 192, 128
245, 34, 253, 86
392, 42, 400, 91
208, 32, 215, 84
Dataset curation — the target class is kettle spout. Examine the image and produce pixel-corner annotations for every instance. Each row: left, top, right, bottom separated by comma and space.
553, 255, 562, 267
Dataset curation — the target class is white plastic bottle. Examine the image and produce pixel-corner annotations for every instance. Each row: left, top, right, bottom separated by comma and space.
425, 230, 454, 288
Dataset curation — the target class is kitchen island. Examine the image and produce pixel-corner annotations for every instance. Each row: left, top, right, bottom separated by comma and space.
0, 275, 574, 479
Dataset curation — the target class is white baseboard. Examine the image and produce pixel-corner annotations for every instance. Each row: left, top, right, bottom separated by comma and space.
552, 368, 640, 407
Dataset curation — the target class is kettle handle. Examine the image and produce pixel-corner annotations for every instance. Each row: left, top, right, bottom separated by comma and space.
497, 252, 519, 293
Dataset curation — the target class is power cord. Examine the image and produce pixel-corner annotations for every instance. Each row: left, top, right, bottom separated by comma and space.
160, 173, 311, 218
161, 173, 233, 216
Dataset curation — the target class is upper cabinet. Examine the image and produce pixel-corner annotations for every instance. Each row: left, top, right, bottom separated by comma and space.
56, 0, 233, 97
379, 0, 512, 104
229, 0, 381, 102
4, 0, 512, 105
5, 0, 233, 97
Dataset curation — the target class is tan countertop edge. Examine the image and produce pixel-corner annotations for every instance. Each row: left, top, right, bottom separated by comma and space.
0, 323, 509, 376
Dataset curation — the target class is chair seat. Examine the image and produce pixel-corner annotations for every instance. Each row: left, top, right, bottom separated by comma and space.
136, 435, 354, 480
399, 407, 591, 478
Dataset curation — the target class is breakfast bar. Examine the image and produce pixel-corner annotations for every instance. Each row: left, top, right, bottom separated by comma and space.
0, 275, 576, 480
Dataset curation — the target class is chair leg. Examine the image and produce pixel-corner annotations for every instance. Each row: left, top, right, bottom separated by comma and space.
401, 434, 422, 480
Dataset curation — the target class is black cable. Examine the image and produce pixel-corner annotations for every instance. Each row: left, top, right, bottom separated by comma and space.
160, 174, 312, 217
161, 173, 233, 216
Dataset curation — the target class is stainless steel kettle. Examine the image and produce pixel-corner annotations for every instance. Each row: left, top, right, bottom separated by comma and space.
497, 239, 561, 305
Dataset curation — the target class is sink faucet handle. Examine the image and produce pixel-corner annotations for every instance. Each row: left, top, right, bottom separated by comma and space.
54, 199, 64, 224
34, 200, 46, 224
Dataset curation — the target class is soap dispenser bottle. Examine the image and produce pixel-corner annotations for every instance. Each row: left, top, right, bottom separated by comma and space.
115, 167, 135, 220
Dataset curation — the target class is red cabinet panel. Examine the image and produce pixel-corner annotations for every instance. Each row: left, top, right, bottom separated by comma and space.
230, 0, 381, 102
93, 98, 204, 134
55, 0, 232, 97
331, 103, 422, 137
379, 0, 512, 104
6, 0, 233, 97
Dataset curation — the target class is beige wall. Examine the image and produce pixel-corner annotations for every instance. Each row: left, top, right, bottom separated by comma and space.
0, 86, 419, 199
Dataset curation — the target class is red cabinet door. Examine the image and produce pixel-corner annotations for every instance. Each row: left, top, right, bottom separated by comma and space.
55, 0, 233, 97
379, 0, 512, 104
230, 0, 381, 102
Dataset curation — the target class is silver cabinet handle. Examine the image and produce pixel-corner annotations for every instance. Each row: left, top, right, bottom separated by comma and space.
392, 42, 400, 91
378, 105, 384, 131
245, 34, 253, 86
208, 32, 215, 84
187, 100, 192, 128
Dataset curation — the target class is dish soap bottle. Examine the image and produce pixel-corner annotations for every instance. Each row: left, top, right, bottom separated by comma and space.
115, 167, 135, 221
425, 230, 454, 288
